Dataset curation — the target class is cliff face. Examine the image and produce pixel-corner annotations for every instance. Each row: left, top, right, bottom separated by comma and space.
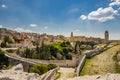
0, 63, 41, 80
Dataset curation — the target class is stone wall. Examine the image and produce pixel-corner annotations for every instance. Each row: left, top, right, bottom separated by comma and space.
42, 67, 59, 80
75, 46, 106, 76
83, 47, 104, 58
32, 59, 79, 67
75, 55, 86, 76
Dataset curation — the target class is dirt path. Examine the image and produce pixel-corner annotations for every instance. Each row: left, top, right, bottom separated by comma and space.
57, 67, 75, 80
81, 45, 120, 75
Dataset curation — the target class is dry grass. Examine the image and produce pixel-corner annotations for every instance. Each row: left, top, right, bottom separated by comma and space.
81, 45, 120, 75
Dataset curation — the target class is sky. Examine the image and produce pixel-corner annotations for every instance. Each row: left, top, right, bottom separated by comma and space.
0, 0, 120, 40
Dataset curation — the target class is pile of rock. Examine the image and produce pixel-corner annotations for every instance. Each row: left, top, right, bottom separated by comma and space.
0, 63, 41, 80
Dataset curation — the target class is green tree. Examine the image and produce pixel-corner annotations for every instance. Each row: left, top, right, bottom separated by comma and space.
1, 41, 6, 48
1, 36, 13, 47
0, 49, 9, 69
13, 36, 21, 43
4, 36, 13, 44
24, 48, 30, 58
75, 41, 80, 54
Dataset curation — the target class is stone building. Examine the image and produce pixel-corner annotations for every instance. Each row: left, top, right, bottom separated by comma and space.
69, 32, 105, 44
70, 32, 87, 42
104, 30, 109, 44
0, 28, 7, 40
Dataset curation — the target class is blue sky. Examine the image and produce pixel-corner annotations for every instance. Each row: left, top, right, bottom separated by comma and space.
0, 0, 120, 40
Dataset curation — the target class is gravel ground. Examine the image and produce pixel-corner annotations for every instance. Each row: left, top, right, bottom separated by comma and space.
57, 67, 75, 80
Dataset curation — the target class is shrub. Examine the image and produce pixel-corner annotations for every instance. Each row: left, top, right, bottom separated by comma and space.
30, 63, 57, 75
1, 41, 6, 48
6, 49, 14, 53
47, 64, 57, 70
113, 51, 120, 73
30, 64, 48, 75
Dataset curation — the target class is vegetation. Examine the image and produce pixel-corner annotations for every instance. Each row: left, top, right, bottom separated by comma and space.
75, 41, 96, 52
30, 63, 57, 75
17, 41, 72, 60
55, 72, 61, 80
47, 64, 57, 70
6, 49, 14, 53
1, 41, 7, 48
80, 59, 91, 76
0, 49, 9, 69
13, 36, 21, 43
16, 41, 96, 60
113, 51, 120, 73
3, 36, 13, 44
2, 65, 12, 70
1, 36, 13, 48
80, 45, 120, 75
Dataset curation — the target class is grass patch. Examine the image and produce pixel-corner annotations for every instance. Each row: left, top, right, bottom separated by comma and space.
115, 62, 120, 73
2, 65, 12, 70
80, 58, 91, 76
113, 51, 120, 73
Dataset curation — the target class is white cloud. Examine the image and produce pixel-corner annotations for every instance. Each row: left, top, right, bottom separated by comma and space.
88, 7, 118, 22
80, 15, 87, 20
44, 26, 48, 29
1, 4, 7, 8
80, 7, 118, 22
14, 27, 32, 32
109, 0, 120, 6
0, 25, 3, 28
30, 24, 37, 27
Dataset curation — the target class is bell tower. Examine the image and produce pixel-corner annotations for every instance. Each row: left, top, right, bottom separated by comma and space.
70, 32, 74, 42
71, 32, 73, 37
104, 30, 109, 44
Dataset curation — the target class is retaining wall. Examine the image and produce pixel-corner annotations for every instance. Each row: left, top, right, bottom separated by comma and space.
75, 46, 106, 76
75, 55, 86, 76
41, 67, 59, 80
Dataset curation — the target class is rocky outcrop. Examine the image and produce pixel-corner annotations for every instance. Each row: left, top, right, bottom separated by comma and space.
1, 64, 120, 80
0, 63, 58, 80
0, 63, 41, 80
67, 73, 120, 80
11, 63, 23, 71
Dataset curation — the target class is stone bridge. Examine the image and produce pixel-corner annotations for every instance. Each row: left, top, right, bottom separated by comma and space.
4, 50, 79, 72
5, 53, 35, 72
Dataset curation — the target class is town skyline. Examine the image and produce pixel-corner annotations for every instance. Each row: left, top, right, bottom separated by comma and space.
0, 0, 120, 40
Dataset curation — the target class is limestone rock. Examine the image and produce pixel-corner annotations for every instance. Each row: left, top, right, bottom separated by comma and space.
0, 63, 41, 80
11, 63, 23, 71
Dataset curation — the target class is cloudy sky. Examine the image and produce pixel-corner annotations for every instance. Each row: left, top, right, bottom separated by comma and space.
0, 0, 120, 40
